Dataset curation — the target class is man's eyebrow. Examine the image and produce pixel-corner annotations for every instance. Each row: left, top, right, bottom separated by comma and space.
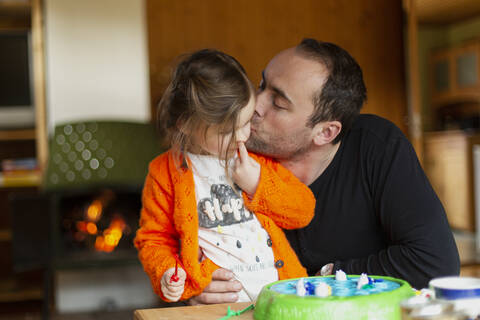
262, 71, 292, 104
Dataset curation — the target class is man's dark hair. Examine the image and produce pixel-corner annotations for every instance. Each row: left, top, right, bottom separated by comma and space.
296, 38, 367, 144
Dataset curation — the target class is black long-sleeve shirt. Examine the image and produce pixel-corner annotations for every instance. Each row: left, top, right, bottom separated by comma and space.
285, 114, 460, 289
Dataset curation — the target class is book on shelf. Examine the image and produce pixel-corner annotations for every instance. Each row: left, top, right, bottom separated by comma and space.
1, 158, 38, 172
0, 158, 41, 187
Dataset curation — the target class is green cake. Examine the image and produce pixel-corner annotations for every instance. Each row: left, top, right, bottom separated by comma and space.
254, 274, 414, 320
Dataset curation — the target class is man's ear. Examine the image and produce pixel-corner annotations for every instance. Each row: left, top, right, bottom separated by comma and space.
313, 121, 342, 145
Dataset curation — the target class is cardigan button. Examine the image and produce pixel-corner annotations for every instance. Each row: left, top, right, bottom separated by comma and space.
275, 260, 284, 269
267, 238, 272, 247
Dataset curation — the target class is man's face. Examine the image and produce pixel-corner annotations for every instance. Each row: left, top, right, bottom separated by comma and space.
246, 48, 328, 160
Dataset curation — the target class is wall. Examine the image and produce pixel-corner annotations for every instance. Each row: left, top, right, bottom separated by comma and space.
44, 0, 150, 132
146, 0, 408, 133
55, 266, 159, 313
419, 15, 480, 131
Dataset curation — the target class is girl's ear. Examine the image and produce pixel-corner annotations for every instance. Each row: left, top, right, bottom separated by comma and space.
312, 121, 342, 146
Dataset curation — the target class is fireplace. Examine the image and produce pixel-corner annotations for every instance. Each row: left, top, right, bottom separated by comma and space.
11, 187, 142, 272
38, 120, 162, 268
10, 121, 165, 315
52, 187, 140, 267
10, 186, 160, 316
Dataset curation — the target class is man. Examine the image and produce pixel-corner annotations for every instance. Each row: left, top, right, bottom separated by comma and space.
189, 38, 460, 304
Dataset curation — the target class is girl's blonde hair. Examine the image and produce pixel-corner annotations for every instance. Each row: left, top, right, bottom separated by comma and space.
158, 49, 255, 168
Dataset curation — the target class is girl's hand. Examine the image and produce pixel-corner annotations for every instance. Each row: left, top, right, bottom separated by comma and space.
232, 141, 260, 196
161, 267, 187, 302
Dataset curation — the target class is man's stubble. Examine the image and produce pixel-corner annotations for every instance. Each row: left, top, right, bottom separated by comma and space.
246, 120, 313, 161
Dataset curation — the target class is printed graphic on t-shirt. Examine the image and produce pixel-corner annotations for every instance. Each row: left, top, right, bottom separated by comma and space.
197, 183, 254, 228
188, 153, 279, 302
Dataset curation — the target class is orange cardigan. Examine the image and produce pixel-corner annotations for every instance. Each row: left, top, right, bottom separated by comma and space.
134, 150, 315, 301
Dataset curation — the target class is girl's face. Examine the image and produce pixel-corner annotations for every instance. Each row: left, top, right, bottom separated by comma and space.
200, 96, 255, 157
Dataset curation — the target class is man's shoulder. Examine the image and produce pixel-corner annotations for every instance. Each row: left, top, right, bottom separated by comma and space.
350, 114, 405, 143
353, 114, 400, 131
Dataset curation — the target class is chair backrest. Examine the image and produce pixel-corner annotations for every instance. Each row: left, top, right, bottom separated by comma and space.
44, 120, 164, 191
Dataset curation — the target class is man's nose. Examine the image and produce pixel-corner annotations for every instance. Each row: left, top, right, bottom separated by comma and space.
255, 91, 268, 118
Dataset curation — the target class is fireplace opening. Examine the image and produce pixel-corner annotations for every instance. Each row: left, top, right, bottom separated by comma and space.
53, 187, 141, 266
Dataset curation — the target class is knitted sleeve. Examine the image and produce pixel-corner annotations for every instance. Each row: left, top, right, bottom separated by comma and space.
133, 160, 180, 301
242, 153, 315, 229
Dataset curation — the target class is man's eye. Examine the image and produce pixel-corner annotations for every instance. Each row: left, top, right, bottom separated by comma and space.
272, 98, 285, 110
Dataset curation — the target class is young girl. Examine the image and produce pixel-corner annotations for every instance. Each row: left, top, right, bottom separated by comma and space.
134, 49, 315, 302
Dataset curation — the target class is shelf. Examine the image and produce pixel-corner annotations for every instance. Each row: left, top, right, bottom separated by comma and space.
0, 0, 31, 15
0, 129, 36, 141
0, 279, 43, 303
417, 0, 480, 25
0, 229, 12, 242
0, 172, 42, 188
429, 39, 480, 109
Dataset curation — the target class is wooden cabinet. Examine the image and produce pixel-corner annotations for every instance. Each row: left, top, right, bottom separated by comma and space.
424, 131, 480, 231
0, 130, 43, 305
430, 39, 480, 108
0, 0, 39, 280
0, 129, 37, 247
0, 0, 47, 309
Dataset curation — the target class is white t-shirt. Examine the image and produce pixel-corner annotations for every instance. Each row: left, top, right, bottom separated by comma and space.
187, 153, 279, 302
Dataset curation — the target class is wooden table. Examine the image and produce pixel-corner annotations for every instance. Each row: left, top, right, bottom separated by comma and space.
134, 302, 254, 320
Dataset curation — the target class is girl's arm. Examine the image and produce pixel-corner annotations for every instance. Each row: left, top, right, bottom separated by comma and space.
134, 170, 181, 301
134, 155, 219, 301
233, 147, 315, 229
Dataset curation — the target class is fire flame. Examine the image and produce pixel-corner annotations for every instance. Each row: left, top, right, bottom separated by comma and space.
86, 222, 98, 235
86, 200, 102, 222
94, 216, 126, 252
73, 190, 126, 253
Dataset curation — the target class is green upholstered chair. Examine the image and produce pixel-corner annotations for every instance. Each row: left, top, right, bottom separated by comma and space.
44, 120, 164, 191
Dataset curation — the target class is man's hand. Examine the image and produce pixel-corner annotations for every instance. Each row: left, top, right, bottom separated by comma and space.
187, 268, 242, 305
232, 141, 260, 196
